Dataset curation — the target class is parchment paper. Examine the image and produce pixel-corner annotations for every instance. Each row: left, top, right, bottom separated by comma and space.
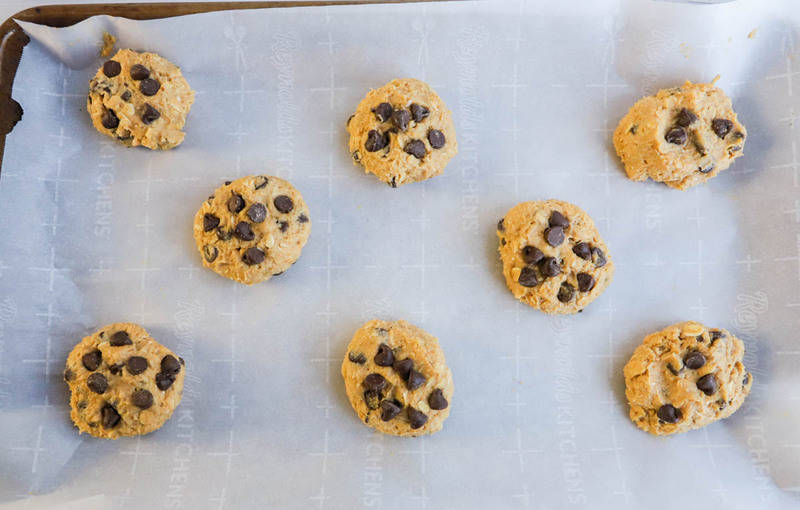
1, 0, 799, 508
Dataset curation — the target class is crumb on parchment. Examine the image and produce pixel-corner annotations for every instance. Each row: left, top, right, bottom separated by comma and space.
100, 32, 116, 57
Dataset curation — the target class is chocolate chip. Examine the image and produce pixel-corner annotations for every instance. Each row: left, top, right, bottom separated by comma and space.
521, 245, 544, 264
577, 273, 595, 292
732, 131, 744, 140
274, 195, 294, 213
711, 118, 733, 138
110, 331, 132, 346
279, 221, 289, 233
692, 139, 707, 157
247, 203, 266, 223
591, 247, 606, 267
127, 356, 148, 375
549, 211, 570, 228
657, 404, 681, 423
743, 373, 750, 386
203, 245, 218, 263
428, 389, 448, 410
539, 257, 561, 277
710, 330, 723, 343
407, 407, 428, 429
410, 103, 429, 122
372, 102, 393, 122
101, 404, 121, 428
374, 343, 395, 366
121, 90, 131, 101
298, 214, 309, 223
364, 390, 380, 410
103, 60, 121, 77
404, 140, 427, 159
64, 368, 75, 382
365, 130, 388, 152
518, 266, 539, 287
665, 126, 687, 145
497, 218, 505, 231
392, 109, 411, 131
393, 358, 414, 380
161, 355, 181, 375
572, 242, 592, 260
684, 351, 706, 370
406, 369, 426, 390
253, 177, 269, 191
348, 352, 367, 364
101, 109, 119, 129
242, 247, 265, 265
545, 226, 564, 247
109, 363, 124, 375
667, 363, 680, 376
697, 374, 718, 395
380, 400, 402, 421
225, 180, 232, 185
129, 64, 149, 80
141, 103, 160, 124
155, 372, 176, 390
234, 222, 255, 241
629, 124, 638, 134
139, 78, 160, 96
82, 349, 102, 371
363, 373, 387, 392
216, 228, 232, 241
675, 108, 698, 127
203, 214, 220, 232
699, 164, 715, 174
87, 373, 108, 394
130, 389, 154, 409
557, 282, 575, 302
227, 193, 245, 214
428, 129, 445, 149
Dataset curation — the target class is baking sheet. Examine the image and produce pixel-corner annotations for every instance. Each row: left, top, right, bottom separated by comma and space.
1, 0, 799, 507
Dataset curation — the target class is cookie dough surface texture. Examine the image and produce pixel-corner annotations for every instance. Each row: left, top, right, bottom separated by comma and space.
623, 321, 752, 436
341, 320, 453, 437
193, 175, 311, 285
496, 200, 614, 314
88, 49, 195, 150
347, 78, 457, 187
613, 81, 746, 190
64, 322, 185, 439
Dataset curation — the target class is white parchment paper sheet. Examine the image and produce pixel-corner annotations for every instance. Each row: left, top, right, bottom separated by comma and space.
1, 0, 799, 507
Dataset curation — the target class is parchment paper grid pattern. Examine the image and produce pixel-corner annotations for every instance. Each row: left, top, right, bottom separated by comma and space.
1, 1, 799, 508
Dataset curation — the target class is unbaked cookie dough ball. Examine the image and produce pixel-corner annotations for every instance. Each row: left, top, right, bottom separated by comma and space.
613, 80, 746, 190
346, 78, 457, 187
64, 322, 185, 439
88, 49, 195, 150
623, 321, 752, 436
496, 200, 614, 314
341, 319, 453, 436
193, 175, 311, 285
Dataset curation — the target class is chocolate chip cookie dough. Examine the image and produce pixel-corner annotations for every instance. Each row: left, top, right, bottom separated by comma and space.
193, 175, 311, 285
496, 200, 614, 314
64, 323, 185, 439
342, 320, 453, 437
346, 78, 457, 187
88, 49, 195, 150
613, 80, 746, 190
623, 321, 752, 436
